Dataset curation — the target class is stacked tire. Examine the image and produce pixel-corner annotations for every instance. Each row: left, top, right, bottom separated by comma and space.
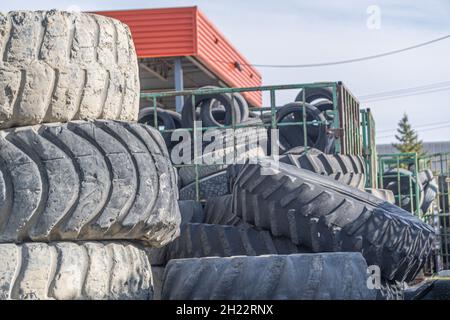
0, 10, 180, 300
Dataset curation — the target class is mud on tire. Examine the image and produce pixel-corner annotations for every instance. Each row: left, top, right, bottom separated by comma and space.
0, 10, 139, 129
0, 242, 153, 300
0, 120, 180, 246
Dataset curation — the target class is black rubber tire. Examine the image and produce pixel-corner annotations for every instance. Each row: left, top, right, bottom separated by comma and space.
295, 87, 333, 104
405, 279, 450, 300
233, 92, 249, 122
165, 110, 182, 129
419, 170, 438, 213
232, 159, 435, 282
178, 123, 267, 187
438, 175, 449, 212
276, 102, 329, 153
179, 170, 229, 201
0, 10, 140, 129
383, 168, 424, 212
151, 265, 165, 300
150, 223, 312, 266
377, 281, 405, 300
0, 242, 153, 300
365, 188, 396, 204
280, 147, 366, 189
138, 107, 177, 148
161, 253, 377, 300
200, 95, 241, 127
203, 194, 241, 225
0, 120, 180, 245
182, 92, 240, 128
178, 200, 205, 224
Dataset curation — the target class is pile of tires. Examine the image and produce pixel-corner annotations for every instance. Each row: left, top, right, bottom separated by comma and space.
177, 121, 268, 200
382, 168, 438, 214
0, 10, 180, 300
382, 168, 424, 212
150, 141, 435, 300
269, 87, 336, 154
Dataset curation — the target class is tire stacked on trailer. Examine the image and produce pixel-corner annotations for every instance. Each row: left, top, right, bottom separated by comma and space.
0, 10, 180, 300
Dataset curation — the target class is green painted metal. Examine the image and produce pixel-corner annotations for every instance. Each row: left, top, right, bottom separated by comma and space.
418, 152, 450, 271
141, 81, 362, 157
377, 153, 421, 215
377, 151, 450, 273
141, 82, 362, 201
360, 108, 378, 188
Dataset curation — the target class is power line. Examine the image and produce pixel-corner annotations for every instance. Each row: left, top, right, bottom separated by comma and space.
360, 80, 450, 99
377, 124, 450, 139
361, 86, 450, 103
377, 120, 450, 133
212, 34, 450, 68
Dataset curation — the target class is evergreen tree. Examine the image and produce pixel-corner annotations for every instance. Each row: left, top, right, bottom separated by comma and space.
392, 113, 424, 156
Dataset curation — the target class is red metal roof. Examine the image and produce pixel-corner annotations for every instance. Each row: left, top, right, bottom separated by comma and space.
96, 6, 262, 106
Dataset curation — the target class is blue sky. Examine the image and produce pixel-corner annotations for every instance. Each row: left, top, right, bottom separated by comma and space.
1, 0, 449, 144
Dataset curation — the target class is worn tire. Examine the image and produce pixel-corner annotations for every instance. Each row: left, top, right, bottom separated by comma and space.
438, 175, 449, 212
164, 110, 182, 129
150, 223, 312, 266
405, 279, 450, 300
138, 107, 177, 148
151, 266, 164, 300
0, 10, 139, 129
179, 170, 229, 200
0, 120, 180, 246
178, 200, 204, 224
281, 147, 366, 189
383, 168, 424, 212
182, 92, 240, 128
161, 253, 376, 300
419, 170, 438, 213
276, 102, 329, 153
365, 188, 396, 204
295, 87, 333, 104
233, 160, 435, 282
178, 124, 267, 187
0, 242, 152, 300
203, 194, 239, 225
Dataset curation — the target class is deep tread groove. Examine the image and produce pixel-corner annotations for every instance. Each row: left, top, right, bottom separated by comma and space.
0, 242, 152, 300
0, 121, 180, 245
148, 223, 312, 266
281, 147, 366, 189
161, 253, 377, 300
0, 10, 139, 129
233, 160, 435, 282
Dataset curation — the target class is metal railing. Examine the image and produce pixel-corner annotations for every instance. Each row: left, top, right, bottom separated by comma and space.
140, 82, 362, 201
360, 108, 378, 188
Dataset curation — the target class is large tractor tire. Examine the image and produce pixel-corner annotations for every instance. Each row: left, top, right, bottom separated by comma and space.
0, 242, 153, 300
233, 160, 435, 283
150, 223, 311, 266
0, 120, 180, 246
203, 194, 240, 225
365, 188, 396, 204
280, 147, 366, 189
382, 168, 424, 212
0, 10, 139, 129
161, 253, 376, 300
